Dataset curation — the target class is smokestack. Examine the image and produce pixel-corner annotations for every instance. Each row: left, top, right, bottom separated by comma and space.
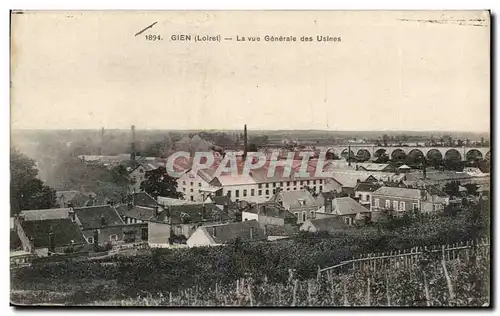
131, 125, 136, 163
100, 127, 104, 155
243, 124, 248, 160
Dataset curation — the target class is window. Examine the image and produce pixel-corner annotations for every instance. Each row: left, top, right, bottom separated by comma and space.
183, 181, 186, 185
251, 189, 255, 196
375, 198, 380, 207
190, 188, 193, 193
243, 189, 247, 197
273, 182, 276, 188
302, 211, 307, 222
272, 189, 276, 194
294, 212, 299, 219
293, 181, 297, 186
227, 190, 232, 197
385, 200, 391, 209
300, 181, 304, 185
183, 188, 186, 192
412, 203, 418, 210
190, 196, 194, 201
313, 180, 317, 185
141, 228, 148, 241
198, 183, 201, 187
287, 181, 291, 186
345, 217, 353, 226
399, 202, 406, 211
236, 190, 240, 198
432, 204, 436, 211
307, 180, 310, 185
259, 184, 262, 189
109, 234, 118, 241
393, 201, 398, 210
258, 190, 262, 196
266, 189, 269, 195
266, 183, 269, 188
190, 182, 193, 186
319, 186, 323, 192
87, 236, 94, 244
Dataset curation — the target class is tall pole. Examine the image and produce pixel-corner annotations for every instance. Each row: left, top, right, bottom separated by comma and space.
243, 124, 248, 160
348, 145, 351, 167
131, 125, 136, 163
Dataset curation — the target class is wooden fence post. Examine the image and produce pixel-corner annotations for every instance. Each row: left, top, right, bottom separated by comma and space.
441, 259, 456, 303
366, 277, 371, 306
385, 273, 391, 306
423, 271, 431, 307
292, 279, 298, 307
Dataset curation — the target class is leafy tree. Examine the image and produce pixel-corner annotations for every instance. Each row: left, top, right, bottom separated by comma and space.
11, 149, 57, 215
443, 181, 460, 197
464, 183, 479, 196
140, 166, 183, 199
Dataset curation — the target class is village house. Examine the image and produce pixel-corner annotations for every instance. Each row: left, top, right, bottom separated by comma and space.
316, 197, 370, 226
371, 186, 450, 215
269, 189, 322, 224
355, 163, 394, 173
176, 168, 218, 202
329, 171, 379, 196
13, 211, 88, 256
353, 181, 381, 209
241, 202, 297, 227
74, 205, 127, 245
299, 216, 349, 233
186, 220, 266, 247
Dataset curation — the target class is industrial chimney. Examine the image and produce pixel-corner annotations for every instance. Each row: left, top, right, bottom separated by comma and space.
243, 124, 248, 160
131, 125, 136, 163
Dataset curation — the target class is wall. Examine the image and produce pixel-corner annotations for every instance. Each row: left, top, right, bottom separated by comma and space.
324, 178, 342, 193
129, 166, 147, 194
82, 226, 124, 245
299, 220, 317, 232
177, 171, 212, 202
186, 228, 213, 247
371, 195, 420, 213
258, 214, 285, 226
242, 211, 259, 222
148, 221, 171, 245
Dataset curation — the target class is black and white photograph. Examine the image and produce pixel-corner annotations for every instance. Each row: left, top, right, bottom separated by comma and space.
9, 10, 491, 307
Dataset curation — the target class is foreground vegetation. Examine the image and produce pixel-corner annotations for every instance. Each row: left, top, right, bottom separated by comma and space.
11, 201, 489, 306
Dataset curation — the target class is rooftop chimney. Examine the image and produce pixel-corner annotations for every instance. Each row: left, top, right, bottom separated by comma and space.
131, 125, 136, 163
48, 230, 55, 252
100, 215, 106, 226
243, 124, 248, 160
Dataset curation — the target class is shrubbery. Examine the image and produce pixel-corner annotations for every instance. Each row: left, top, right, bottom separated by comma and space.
11, 201, 490, 305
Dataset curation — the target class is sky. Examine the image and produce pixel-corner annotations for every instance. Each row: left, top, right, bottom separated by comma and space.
11, 11, 490, 132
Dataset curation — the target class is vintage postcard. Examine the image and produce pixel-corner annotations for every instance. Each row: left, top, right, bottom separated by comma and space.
10, 10, 490, 307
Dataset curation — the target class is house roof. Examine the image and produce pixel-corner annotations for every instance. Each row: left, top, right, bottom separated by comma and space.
373, 186, 422, 200
245, 203, 296, 220
74, 205, 125, 230
157, 197, 201, 206
159, 203, 229, 225
200, 220, 266, 244
306, 216, 349, 231
211, 174, 257, 186
56, 190, 80, 201
270, 189, 318, 209
477, 184, 490, 192
357, 163, 391, 172
21, 218, 87, 248
330, 171, 378, 188
131, 192, 158, 208
20, 208, 70, 221
118, 205, 157, 221
333, 197, 370, 215
354, 181, 381, 193
398, 164, 411, 169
